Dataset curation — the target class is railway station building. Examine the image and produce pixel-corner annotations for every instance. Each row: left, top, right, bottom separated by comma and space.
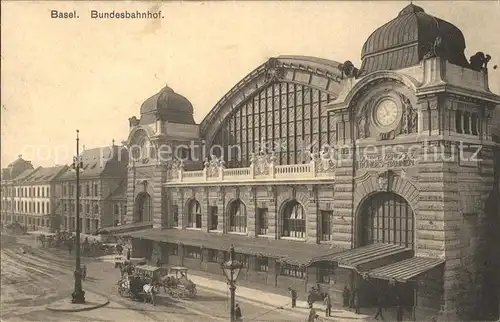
101, 4, 500, 320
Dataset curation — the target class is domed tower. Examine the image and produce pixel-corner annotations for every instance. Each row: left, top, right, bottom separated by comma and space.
124, 84, 201, 230
138, 85, 196, 125
359, 4, 469, 76
328, 4, 500, 321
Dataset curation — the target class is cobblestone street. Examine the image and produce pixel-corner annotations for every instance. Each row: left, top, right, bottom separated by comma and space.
1, 235, 320, 321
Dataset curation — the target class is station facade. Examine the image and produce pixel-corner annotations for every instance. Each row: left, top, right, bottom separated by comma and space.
103, 4, 500, 321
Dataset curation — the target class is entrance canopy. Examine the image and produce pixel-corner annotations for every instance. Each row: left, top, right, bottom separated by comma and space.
310, 243, 413, 272
117, 228, 340, 266
97, 222, 153, 235
367, 256, 445, 283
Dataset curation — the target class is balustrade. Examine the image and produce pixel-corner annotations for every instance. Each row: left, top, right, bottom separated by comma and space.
166, 147, 337, 184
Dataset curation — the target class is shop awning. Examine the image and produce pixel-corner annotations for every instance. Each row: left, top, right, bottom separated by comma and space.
97, 222, 153, 235
118, 228, 341, 266
310, 243, 413, 272
367, 256, 445, 282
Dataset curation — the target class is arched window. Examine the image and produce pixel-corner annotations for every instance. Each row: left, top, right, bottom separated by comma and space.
228, 199, 247, 233
187, 199, 202, 228
134, 192, 152, 223
360, 192, 414, 249
281, 200, 306, 238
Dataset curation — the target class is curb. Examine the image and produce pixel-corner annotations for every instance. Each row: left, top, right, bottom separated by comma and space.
46, 292, 109, 312
197, 284, 370, 320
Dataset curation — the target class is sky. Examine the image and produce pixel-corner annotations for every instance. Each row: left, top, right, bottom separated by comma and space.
2, 1, 500, 167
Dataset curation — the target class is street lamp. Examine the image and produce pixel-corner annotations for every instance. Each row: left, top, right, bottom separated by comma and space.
221, 245, 243, 322
71, 129, 86, 304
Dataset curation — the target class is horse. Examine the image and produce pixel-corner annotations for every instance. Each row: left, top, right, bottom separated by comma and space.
142, 283, 160, 305
158, 275, 178, 294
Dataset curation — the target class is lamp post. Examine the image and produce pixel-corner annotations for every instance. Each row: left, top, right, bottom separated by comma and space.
71, 129, 86, 304
221, 245, 243, 322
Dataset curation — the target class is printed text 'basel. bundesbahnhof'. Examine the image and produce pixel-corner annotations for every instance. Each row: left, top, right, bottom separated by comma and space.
50, 10, 164, 19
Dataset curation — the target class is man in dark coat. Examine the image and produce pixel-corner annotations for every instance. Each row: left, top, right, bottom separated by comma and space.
126, 248, 131, 260
343, 286, 350, 307
288, 287, 297, 308
374, 292, 385, 320
235, 303, 243, 321
350, 287, 359, 314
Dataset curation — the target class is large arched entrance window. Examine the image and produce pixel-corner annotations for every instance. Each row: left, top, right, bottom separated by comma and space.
187, 199, 202, 229
134, 192, 152, 223
359, 192, 414, 249
281, 200, 306, 238
228, 199, 247, 233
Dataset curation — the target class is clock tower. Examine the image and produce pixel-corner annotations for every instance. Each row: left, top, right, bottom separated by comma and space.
328, 4, 500, 321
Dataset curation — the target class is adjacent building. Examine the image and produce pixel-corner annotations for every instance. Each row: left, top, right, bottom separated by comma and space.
1, 155, 35, 225
54, 142, 128, 234
14, 165, 69, 231
103, 4, 500, 321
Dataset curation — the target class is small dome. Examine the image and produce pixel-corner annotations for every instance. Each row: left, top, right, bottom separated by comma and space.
140, 85, 195, 125
359, 4, 469, 75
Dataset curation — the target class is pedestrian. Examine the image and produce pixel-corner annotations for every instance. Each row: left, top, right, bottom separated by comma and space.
307, 290, 314, 308
156, 258, 162, 267
323, 293, 332, 317
396, 304, 403, 322
374, 293, 385, 320
288, 287, 297, 308
342, 286, 350, 307
126, 248, 131, 260
350, 287, 359, 314
82, 264, 87, 281
235, 303, 243, 321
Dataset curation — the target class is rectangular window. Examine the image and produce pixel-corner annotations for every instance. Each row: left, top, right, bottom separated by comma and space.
320, 210, 332, 241
172, 205, 179, 227
185, 246, 201, 259
114, 204, 119, 215
257, 256, 269, 272
257, 208, 268, 235
170, 244, 178, 255
86, 204, 90, 214
235, 253, 249, 268
209, 206, 218, 230
280, 263, 306, 279
94, 184, 98, 197
318, 267, 333, 284
86, 185, 90, 197
207, 249, 221, 263
86, 219, 91, 232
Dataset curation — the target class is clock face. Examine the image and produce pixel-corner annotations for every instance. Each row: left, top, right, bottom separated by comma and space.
374, 99, 398, 126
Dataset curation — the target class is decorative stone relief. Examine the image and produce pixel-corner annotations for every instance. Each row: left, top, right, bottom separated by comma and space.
250, 148, 277, 176
422, 36, 442, 60
377, 171, 391, 192
398, 93, 418, 134
357, 99, 373, 139
309, 146, 337, 173
204, 154, 225, 177
357, 150, 418, 169
169, 158, 184, 179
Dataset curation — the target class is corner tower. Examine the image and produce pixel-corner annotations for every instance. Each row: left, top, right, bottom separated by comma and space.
124, 85, 201, 230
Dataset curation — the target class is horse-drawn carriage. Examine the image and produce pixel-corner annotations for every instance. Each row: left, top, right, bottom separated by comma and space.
117, 272, 159, 304
160, 266, 197, 298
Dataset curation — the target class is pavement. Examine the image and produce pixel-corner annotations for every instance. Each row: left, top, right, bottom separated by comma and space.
46, 291, 109, 312
186, 273, 372, 321
2, 236, 310, 321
